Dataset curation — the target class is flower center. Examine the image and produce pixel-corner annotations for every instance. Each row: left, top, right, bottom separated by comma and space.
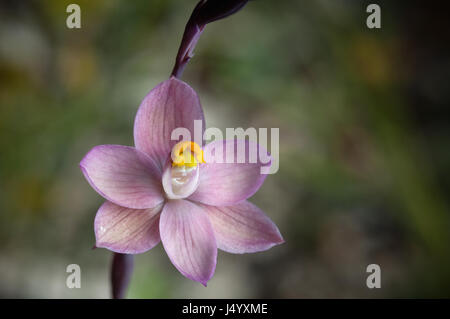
162, 141, 205, 199
171, 141, 205, 167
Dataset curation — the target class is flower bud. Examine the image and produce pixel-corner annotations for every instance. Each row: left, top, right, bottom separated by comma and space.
171, 0, 250, 78
191, 0, 250, 26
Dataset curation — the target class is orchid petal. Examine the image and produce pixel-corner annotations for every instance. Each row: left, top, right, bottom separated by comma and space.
134, 78, 205, 169
95, 201, 163, 254
189, 140, 271, 206
160, 200, 217, 286
80, 145, 164, 209
202, 201, 284, 254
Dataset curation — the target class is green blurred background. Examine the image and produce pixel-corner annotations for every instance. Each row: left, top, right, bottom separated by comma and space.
1, 0, 450, 298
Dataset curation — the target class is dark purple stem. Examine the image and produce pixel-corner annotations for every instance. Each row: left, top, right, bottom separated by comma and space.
171, 22, 205, 78
171, 0, 249, 78
111, 253, 134, 299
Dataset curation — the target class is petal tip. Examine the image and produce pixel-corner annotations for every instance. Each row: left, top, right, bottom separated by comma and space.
94, 240, 106, 250
191, 274, 212, 287
269, 230, 285, 248
79, 155, 87, 171
79, 162, 87, 176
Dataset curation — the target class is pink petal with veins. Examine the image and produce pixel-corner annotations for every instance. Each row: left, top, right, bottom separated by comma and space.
189, 140, 271, 206
202, 200, 284, 254
134, 78, 205, 169
95, 201, 163, 254
80, 145, 164, 209
159, 199, 217, 286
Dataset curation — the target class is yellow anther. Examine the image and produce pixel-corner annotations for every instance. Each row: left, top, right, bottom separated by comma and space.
171, 141, 205, 167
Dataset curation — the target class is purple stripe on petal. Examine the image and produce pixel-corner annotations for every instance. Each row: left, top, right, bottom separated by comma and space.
133, 78, 205, 169
95, 201, 163, 254
202, 201, 284, 254
189, 140, 271, 206
80, 145, 164, 209
159, 199, 217, 286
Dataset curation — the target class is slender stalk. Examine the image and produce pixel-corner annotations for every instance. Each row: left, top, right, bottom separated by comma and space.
171, 23, 205, 78
111, 253, 134, 299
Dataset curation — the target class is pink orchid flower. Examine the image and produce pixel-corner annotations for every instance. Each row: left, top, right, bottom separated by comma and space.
80, 77, 284, 286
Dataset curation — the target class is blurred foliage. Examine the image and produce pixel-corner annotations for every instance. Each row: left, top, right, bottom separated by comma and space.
0, 0, 449, 298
